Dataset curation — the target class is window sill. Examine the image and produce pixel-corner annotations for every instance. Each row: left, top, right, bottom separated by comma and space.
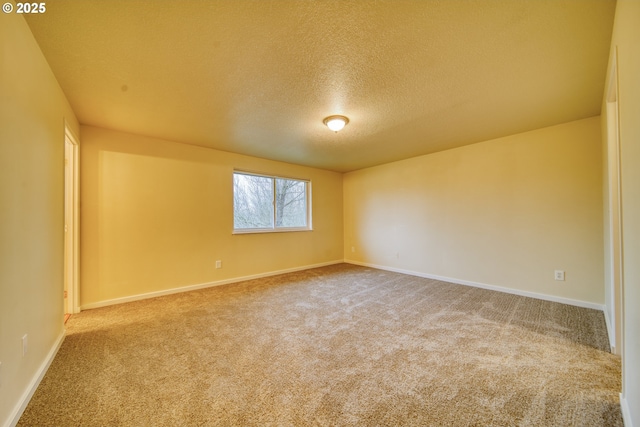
232, 227, 313, 235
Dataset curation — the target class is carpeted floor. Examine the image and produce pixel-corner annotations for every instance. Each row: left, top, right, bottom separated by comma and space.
18, 264, 622, 426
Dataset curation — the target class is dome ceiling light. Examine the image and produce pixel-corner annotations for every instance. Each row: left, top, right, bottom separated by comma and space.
323, 115, 349, 132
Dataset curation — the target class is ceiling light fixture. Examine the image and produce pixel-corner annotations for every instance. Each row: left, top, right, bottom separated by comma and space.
323, 115, 349, 132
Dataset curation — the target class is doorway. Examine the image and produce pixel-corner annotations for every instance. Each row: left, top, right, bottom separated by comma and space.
64, 125, 79, 317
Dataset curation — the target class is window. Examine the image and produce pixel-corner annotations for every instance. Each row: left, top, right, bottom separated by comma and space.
233, 171, 311, 233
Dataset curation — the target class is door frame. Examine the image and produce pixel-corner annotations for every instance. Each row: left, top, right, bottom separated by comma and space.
64, 123, 80, 314
605, 49, 624, 356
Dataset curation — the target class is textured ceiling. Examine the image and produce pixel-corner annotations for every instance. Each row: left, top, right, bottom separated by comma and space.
25, 0, 616, 172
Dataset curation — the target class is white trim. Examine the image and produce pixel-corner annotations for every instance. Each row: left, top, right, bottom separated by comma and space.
64, 123, 80, 314
620, 393, 633, 427
344, 259, 605, 311
62, 120, 80, 145
603, 304, 616, 353
232, 227, 313, 235
604, 48, 624, 358
80, 260, 343, 310
6, 330, 65, 427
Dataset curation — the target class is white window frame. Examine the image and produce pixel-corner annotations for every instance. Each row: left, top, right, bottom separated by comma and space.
232, 170, 313, 234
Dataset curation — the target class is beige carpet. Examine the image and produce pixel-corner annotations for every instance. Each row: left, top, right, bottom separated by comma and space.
19, 264, 622, 426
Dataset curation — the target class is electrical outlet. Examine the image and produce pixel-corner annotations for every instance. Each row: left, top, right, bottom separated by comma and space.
351, 246, 355, 253
215, 260, 222, 269
22, 334, 28, 357
554, 270, 565, 281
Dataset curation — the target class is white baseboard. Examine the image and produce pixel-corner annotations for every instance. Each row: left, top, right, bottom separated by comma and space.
344, 259, 605, 311
621, 393, 633, 427
6, 330, 65, 427
80, 260, 344, 310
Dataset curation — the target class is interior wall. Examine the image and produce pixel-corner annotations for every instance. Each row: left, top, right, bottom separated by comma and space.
79, 125, 343, 308
344, 117, 604, 306
604, 0, 640, 424
0, 13, 80, 427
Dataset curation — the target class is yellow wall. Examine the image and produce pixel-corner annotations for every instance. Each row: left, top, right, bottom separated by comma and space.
344, 117, 603, 305
603, 0, 640, 423
0, 12, 79, 426
79, 125, 343, 308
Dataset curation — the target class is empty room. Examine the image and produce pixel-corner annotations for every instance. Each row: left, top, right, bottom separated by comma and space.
1, 1, 639, 426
